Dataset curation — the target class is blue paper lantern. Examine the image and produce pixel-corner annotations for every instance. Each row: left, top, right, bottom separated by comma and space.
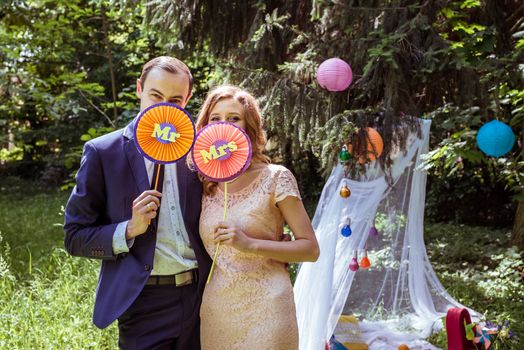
476, 120, 515, 157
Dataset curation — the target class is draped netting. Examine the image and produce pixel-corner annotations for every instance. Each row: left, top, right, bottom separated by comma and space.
294, 119, 478, 350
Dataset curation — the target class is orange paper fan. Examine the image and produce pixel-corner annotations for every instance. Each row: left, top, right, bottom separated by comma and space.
134, 103, 195, 164
191, 122, 252, 182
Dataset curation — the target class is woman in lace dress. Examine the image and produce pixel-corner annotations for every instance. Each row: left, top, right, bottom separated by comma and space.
195, 85, 319, 350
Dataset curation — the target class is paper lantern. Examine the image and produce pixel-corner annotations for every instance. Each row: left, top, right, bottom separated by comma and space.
476, 120, 515, 157
316, 58, 353, 92
348, 127, 384, 164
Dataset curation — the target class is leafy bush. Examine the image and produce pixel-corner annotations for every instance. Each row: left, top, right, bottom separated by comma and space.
426, 223, 524, 349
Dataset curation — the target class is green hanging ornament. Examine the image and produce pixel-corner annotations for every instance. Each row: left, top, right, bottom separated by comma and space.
339, 145, 350, 162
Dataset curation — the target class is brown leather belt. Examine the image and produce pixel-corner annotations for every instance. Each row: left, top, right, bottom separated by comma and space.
146, 269, 198, 287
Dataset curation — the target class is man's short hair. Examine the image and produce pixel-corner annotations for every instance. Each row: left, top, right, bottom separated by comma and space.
139, 56, 193, 98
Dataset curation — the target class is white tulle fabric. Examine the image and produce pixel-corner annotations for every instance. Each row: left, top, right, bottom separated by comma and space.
294, 120, 477, 350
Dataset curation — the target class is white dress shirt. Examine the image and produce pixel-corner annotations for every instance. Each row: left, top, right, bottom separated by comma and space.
112, 159, 197, 275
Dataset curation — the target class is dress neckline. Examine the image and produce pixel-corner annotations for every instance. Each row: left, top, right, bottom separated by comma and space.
216, 164, 269, 195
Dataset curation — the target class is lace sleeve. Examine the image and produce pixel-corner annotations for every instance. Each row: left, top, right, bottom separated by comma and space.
275, 167, 302, 203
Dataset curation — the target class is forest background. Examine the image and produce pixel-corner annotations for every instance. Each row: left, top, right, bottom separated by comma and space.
0, 1, 522, 349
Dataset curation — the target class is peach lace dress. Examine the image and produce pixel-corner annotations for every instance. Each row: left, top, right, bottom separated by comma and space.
199, 164, 301, 350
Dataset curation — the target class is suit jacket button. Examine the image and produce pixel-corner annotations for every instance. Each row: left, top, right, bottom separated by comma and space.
144, 264, 151, 271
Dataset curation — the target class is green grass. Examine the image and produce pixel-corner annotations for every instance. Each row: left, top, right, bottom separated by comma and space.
425, 223, 523, 349
0, 179, 522, 349
0, 178, 118, 349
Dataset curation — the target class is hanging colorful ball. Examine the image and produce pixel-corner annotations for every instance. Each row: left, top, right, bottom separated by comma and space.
316, 58, 353, 92
369, 225, 379, 238
348, 128, 384, 164
340, 184, 351, 198
349, 257, 359, 271
341, 224, 352, 237
359, 256, 371, 269
397, 344, 410, 350
476, 120, 515, 157
339, 146, 351, 161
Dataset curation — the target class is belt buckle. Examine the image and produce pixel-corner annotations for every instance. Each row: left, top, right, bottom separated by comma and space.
175, 270, 193, 287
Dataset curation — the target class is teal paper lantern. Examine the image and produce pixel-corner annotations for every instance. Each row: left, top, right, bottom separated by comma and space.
476, 120, 515, 157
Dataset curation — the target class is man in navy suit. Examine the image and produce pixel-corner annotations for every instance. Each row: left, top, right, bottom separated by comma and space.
64, 56, 211, 350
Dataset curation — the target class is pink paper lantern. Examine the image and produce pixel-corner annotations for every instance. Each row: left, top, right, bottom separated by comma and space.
316, 58, 353, 92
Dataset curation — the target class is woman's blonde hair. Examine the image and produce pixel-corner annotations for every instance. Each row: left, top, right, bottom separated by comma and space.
193, 85, 270, 195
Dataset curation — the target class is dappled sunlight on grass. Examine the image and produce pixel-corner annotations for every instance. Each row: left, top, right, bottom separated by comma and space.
0, 184, 118, 349
425, 223, 523, 349
0, 185, 522, 349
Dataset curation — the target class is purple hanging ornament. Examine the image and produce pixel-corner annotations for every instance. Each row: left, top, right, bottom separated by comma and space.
369, 225, 379, 238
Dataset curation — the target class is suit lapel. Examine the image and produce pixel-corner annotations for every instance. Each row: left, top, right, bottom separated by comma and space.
123, 121, 150, 194
177, 157, 202, 250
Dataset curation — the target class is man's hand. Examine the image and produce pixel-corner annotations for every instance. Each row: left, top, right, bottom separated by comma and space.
125, 190, 162, 239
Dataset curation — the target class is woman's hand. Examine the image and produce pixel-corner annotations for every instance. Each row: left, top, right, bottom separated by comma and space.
213, 221, 253, 253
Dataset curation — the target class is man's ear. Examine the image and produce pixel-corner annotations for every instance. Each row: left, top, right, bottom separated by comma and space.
182, 92, 193, 108
136, 79, 142, 98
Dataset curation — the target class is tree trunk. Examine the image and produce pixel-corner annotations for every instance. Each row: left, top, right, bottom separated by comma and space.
101, 5, 118, 124
512, 118, 524, 249
512, 196, 524, 249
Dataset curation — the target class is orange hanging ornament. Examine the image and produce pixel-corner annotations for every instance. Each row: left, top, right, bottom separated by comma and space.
340, 184, 351, 198
359, 254, 371, 269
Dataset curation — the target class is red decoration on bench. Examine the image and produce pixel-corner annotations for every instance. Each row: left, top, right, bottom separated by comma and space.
446, 308, 476, 350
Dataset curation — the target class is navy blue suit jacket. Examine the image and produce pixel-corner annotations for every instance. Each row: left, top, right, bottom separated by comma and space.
64, 121, 211, 329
